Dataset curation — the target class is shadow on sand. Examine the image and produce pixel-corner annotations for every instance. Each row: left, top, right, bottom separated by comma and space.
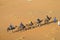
12, 20, 58, 33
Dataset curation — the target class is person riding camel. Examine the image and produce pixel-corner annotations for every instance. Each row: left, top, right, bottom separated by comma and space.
44, 15, 51, 24
37, 18, 42, 23
9, 24, 14, 29
20, 22, 25, 29
46, 15, 51, 20
36, 18, 42, 26
30, 21, 34, 26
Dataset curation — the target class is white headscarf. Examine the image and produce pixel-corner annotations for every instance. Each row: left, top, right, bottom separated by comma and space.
58, 21, 60, 26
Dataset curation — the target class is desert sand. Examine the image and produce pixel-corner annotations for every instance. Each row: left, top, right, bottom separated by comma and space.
0, 0, 60, 40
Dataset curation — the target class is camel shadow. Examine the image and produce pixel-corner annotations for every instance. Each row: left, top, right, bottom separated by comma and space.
13, 20, 58, 33
41, 20, 58, 26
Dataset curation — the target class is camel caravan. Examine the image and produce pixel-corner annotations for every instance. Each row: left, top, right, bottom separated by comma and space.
7, 15, 58, 32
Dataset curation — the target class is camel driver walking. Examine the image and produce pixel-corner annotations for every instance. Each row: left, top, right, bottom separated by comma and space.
58, 20, 60, 26
53, 17, 57, 22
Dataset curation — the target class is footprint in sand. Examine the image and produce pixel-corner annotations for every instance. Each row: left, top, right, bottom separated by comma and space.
52, 37, 56, 40
16, 36, 25, 40
27, 0, 32, 2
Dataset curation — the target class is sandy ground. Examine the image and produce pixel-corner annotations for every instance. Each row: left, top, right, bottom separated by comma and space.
0, 0, 60, 40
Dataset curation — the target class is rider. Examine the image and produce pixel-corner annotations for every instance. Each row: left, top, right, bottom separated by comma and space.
37, 18, 41, 23
20, 22, 25, 29
36, 18, 42, 26
9, 24, 14, 29
30, 21, 33, 26
46, 15, 51, 20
